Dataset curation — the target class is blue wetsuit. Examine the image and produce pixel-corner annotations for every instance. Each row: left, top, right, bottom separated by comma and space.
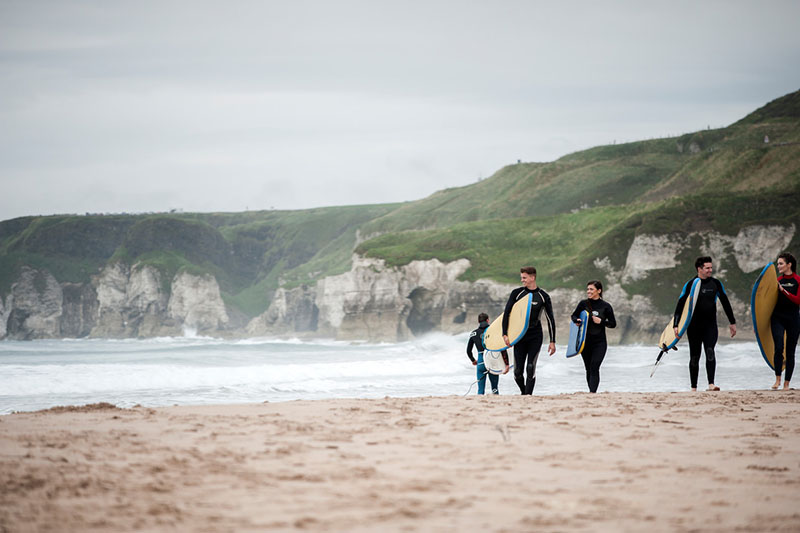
467, 320, 498, 394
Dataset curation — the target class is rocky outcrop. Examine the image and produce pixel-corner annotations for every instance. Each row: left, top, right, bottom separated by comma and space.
250, 222, 787, 343
91, 262, 174, 337
247, 256, 512, 342
2, 267, 100, 340
91, 264, 229, 337
245, 284, 319, 336
60, 282, 98, 338
1, 263, 230, 340
168, 271, 229, 334
315, 257, 476, 341
621, 234, 685, 282
733, 224, 796, 272
247, 256, 684, 343
3, 266, 63, 340
619, 224, 795, 283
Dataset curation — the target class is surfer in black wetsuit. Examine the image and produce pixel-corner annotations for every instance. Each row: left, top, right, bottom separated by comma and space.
673, 256, 736, 391
771, 252, 800, 391
466, 313, 508, 394
570, 280, 616, 393
502, 266, 556, 395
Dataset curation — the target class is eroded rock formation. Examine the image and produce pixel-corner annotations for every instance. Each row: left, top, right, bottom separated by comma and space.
1, 223, 795, 342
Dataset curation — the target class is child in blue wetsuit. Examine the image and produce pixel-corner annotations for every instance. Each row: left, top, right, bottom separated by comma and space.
466, 313, 507, 394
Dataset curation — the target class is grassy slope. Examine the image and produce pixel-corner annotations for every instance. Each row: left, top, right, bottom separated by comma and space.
356, 206, 637, 287
357, 90, 800, 312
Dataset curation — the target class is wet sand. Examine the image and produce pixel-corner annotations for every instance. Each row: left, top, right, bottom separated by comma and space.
2, 391, 800, 532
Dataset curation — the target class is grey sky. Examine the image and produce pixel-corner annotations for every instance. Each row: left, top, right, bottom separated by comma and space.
1, 0, 799, 220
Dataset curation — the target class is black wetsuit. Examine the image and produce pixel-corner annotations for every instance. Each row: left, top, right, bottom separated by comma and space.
502, 287, 556, 395
772, 272, 800, 381
673, 276, 736, 389
571, 299, 616, 393
466, 321, 489, 365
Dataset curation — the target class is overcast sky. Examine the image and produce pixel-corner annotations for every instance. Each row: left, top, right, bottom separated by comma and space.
1, 1, 799, 220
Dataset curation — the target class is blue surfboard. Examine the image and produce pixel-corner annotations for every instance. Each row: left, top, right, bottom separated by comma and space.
566, 310, 589, 358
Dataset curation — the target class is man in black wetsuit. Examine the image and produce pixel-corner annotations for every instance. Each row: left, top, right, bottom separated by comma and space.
673, 256, 736, 391
502, 266, 556, 395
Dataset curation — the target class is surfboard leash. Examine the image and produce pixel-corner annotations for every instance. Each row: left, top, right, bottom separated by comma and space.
650, 344, 678, 377
463, 370, 490, 396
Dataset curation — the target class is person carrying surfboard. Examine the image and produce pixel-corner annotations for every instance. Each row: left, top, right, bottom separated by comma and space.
466, 313, 509, 394
673, 256, 736, 391
501, 266, 556, 395
770, 252, 800, 391
570, 280, 616, 393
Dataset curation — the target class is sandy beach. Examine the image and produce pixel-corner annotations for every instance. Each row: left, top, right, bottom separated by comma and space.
2, 391, 800, 532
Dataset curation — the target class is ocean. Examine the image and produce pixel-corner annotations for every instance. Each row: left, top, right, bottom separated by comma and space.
0, 334, 774, 414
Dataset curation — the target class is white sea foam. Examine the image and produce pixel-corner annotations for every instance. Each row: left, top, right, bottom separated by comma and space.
0, 336, 773, 414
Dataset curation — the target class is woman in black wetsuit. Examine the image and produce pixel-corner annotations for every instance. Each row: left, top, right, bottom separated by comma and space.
771, 252, 800, 391
570, 280, 616, 393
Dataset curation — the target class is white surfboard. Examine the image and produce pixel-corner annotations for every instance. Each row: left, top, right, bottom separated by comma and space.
483, 350, 512, 375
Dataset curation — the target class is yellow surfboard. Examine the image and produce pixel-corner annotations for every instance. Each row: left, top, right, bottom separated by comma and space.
658, 277, 701, 351
482, 293, 532, 352
751, 263, 783, 371
652, 278, 701, 376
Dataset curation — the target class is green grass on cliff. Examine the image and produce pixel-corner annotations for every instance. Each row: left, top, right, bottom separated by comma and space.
357, 187, 800, 314
356, 206, 639, 287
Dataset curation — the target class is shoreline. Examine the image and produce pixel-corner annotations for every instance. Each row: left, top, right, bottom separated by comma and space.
1, 339, 776, 416
2, 391, 799, 532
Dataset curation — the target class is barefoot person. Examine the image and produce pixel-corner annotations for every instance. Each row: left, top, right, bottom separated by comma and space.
466, 313, 508, 395
502, 266, 556, 395
771, 252, 800, 390
673, 256, 736, 391
570, 280, 616, 393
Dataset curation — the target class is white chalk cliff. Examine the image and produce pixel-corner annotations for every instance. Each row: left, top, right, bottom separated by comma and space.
1, 223, 795, 342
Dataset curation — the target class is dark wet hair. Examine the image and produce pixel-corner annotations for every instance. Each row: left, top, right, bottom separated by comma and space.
520, 266, 537, 276
587, 280, 603, 299
478, 313, 489, 322
695, 256, 713, 269
777, 252, 797, 273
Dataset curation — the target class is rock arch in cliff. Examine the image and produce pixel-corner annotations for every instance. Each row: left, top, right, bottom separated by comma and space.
405, 287, 444, 336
